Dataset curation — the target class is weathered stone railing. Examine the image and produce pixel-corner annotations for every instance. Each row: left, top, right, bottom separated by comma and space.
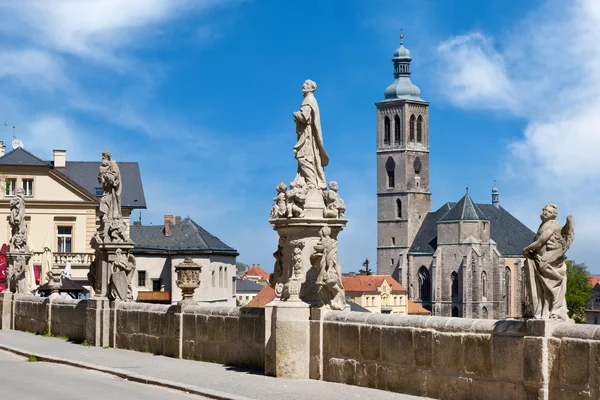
30, 252, 94, 265
320, 310, 600, 399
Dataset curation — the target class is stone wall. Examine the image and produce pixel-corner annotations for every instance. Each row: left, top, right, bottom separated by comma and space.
48, 298, 87, 342
13, 295, 47, 334
321, 311, 600, 400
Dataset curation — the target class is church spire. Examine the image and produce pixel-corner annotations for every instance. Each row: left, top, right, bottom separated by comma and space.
492, 181, 499, 208
383, 32, 423, 101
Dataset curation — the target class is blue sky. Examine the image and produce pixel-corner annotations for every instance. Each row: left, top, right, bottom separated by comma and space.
1, 0, 598, 273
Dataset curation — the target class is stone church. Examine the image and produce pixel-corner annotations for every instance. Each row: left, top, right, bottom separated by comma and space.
375, 36, 535, 319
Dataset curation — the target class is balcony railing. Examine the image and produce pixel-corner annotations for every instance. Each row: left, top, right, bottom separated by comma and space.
30, 252, 94, 266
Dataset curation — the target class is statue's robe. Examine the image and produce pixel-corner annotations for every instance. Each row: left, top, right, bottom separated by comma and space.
99, 160, 122, 220
293, 93, 329, 190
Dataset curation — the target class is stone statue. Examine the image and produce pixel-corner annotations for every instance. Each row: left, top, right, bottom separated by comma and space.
40, 240, 53, 285
292, 79, 329, 190
523, 204, 575, 321
311, 226, 346, 310
285, 180, 308, 218
8, 188, 27, 252
8, 255, 27, 294
270, 237, 285, 297
323, 181, 345, 218
108, 248, 136, 301
270, 182, 288, 218
97, 150, 127, 242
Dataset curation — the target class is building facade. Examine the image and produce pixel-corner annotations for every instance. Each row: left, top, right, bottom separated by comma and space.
343, 275, 408, 314
0, 145, 146, 286
376, 38, 534, 319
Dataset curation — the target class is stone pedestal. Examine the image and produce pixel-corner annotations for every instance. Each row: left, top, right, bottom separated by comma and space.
6, 252, 32, 294
265, 300, 311, 379
89, 240, 134, 298
86, 297, 111, 347
270, 218, 347, 305
0, 292, 13, 330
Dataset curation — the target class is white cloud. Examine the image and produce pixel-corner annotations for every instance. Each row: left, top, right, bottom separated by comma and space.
435, 0, 600, 268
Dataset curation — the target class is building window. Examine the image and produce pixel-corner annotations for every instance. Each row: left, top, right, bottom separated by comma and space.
138, 271, 146, 287
409, 114, 415, 141
22, 179, 33, 197
416, 115, 423, 142
5, 178, 16, 196
384, 116, 391, 145
95, 187, 104, 197
386, 157, 395, 188
452, 306, 459, 317
391, 237, 396, 246
451, 271, 459, 298
212, 270, 216, 287
505, 267, 512, 317
219, 266, 223, 288
396, 199, 402, 218
224, 267, 228, 287
481, 271, 487, 298
482, 307, 488, 319
57, 226, 72, 253
394, 115, 401, 144
418, 266, 431, 302
152, 279, 162, 291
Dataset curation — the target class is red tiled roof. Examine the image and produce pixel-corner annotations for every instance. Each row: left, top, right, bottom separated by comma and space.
589, 276, 600, 288
239, 266, 270, 281
342, 275, 408, 294
246, 285, 276, 308
408, 300, 430, 315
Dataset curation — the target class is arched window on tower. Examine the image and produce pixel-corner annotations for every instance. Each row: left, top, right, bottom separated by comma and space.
417, 115, 423, 142
418, 266, 431, 302
384, 116, 391, 145
505, 267, 512, 317
451, 272, 459, 298
481, 271, 487, 299
394, 115, 401, 144
452, 307, 459, 317
396, 198, 402, 218
386, 157, 395, 188
482, 307, 488, 319
409, 114, 415, 142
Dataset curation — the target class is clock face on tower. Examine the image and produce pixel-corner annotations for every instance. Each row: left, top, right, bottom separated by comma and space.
414, 157, 422, 174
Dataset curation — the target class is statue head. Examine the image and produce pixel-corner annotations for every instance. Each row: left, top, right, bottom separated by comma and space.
15, 187, 24, 197
320, 226, 332, 238
276, 182, 287, 193
541, 204, 558, 222
302, 79, 317, 94
328, 181, 338, 192
102, 150, 112, 161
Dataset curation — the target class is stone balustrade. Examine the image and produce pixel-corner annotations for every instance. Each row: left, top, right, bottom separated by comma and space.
30, 252, 94, 265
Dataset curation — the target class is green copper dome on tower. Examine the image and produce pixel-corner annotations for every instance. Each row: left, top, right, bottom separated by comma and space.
383, 34, 424, 102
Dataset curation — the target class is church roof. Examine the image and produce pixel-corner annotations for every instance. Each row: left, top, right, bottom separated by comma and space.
382, 35, 424, 102
130, 217, 238, 256
409, 202, 535, 257
438, 193, 488, 222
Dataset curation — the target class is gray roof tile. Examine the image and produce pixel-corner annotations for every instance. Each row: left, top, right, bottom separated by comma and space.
130, 217, 238, 256
439, 193, 487, 221
236, 279, 264, 293
0, 148, 49, 166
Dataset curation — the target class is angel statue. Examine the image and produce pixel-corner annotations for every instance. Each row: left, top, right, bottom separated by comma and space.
108, 248, 136, 301
522, 204, 575, 321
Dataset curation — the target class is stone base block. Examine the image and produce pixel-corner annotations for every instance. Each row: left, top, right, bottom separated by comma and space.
265, 300, 311, 379
0, 292, 13, 330
86, 297, 111, 347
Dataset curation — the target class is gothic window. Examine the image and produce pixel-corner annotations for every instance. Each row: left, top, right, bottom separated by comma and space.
481, 271, 487, 298
384, 116, 391, 145
394, 115, 401, 144
452, 306, 459, 317
418, 266, 431, 302
505, 267, 512, 316
386, 157, 395, 188
409, 114, 415, 141
482, 307, 488, 319
416, 115, 423, 142
451, 272, 459, 298
396, 198, 402, 218
413, 157, 422, 174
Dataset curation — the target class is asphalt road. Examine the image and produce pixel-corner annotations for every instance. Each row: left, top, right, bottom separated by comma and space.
0, 350, 207, 399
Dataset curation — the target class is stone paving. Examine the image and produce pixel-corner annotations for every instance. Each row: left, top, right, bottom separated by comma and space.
0, 330, 429, 400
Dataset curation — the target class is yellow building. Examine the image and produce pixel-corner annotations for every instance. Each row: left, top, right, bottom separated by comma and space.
0, 144, 146, 285
343, 275, 409, 314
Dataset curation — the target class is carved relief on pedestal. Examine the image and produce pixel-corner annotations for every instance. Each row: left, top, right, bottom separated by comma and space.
310, 226, 346, 310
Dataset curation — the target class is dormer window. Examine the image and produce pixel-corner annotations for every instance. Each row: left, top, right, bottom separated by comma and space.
95, 187, 104, 197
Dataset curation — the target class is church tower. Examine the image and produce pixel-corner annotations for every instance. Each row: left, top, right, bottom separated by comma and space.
376, 35, 431, 283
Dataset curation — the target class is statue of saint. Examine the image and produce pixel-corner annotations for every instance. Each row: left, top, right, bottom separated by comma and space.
523, 204, 575, 321
40, 241, 53, 286
98, 150, 122, 238
8, 188, 27, 252
292, 79, 329, 190
311, 226, 346, 310
109, 248, 136, 301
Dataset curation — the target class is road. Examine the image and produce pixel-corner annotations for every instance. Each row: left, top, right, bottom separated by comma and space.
0, 350, 207, 399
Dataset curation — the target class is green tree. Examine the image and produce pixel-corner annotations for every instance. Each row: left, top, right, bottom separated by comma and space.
359, 258, 372, 276
566, 259, 591, 323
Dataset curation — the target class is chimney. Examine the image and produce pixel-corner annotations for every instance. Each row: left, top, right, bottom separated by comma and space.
133, 221, 141, 227
53, 150, 66, 168
0, 141, 5, 157
175, 216, 181, 226
256, 264, 261, 269
164, 214, 174, 237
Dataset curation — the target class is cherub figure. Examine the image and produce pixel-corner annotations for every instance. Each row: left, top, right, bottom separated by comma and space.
270, 182, 288, 218
323, 181, 345, 218
286, 180, 308, 218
